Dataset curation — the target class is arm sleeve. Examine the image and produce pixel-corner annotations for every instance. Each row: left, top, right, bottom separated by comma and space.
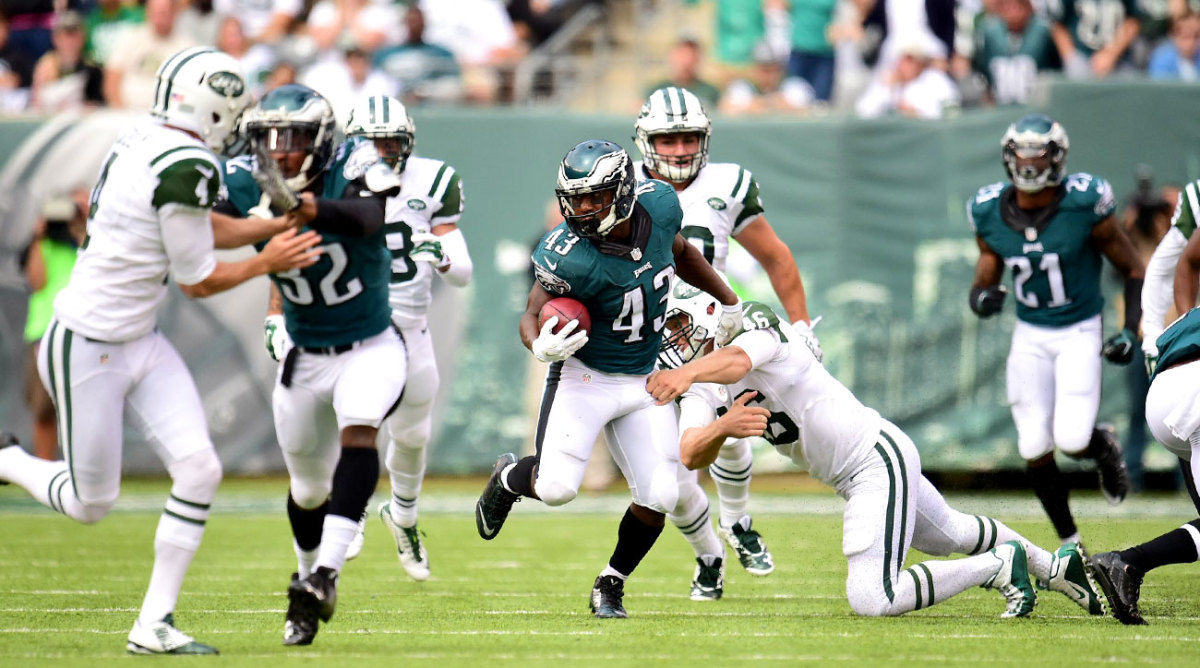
308, 185, 385, 237
728, 328, 780, 369
1142, 226, 1187, 345
436, 227, 473, 287
160, 203, 217, 286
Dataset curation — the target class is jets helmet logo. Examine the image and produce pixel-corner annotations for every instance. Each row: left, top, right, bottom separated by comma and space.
207, 71, 245, 98
707, 197, 726, 211
407, 199, 427, 211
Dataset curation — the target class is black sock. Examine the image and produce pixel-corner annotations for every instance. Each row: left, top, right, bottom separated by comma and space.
607, 506, 664, 576
1027, 458, 1077, 539
1120, 519, 1200, 572
287, 492, 327, 551
1182, 459, 1200, 515
505, 455, 539, 498
327, 447, 379, 521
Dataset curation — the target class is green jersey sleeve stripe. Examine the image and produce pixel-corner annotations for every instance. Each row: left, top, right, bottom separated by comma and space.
730, 168, 745, 198
150, 145, 211, 168
1181, 181, 1200, 239
428, 163, 449, 197
153, 157, 221, 210
437, 171, 463, 217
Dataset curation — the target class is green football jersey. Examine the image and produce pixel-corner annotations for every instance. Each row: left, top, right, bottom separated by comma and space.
221, 140, 391, 348
1048, 0, 1140, 56
1152, 307, 1200, 382
531, 179, 683, 374
968, 172, 1117, 327
972, 14, 1060, 104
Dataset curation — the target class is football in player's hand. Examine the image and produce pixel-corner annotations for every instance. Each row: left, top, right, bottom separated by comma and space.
539, 297, 591, 336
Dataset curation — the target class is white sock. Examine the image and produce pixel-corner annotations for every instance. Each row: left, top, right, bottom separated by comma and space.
389, 493, 418, 528
138, 508, 207, 625
0, 446, 69, 510
386, 441, 424, 527
710, 439, 752, 527
670, 482, 723, 557
499, 463, 518, 494
599, 565, 627, 581
294, 543, 318, 578
316, 514, 360, 573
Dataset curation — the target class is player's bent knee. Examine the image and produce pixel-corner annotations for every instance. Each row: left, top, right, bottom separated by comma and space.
534, 479, 577, 506
69, 499, 115, 524
1056, 431, 1091, 457
290, 479, 333, 509
167, 448, 223, 501
846, 585, 896, 617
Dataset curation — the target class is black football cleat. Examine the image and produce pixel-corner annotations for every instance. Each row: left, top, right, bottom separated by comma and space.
589, 575, 628, 619
476, 453, 520, 540
1090, 425, 1129, 505
1089, 551, 1147, 625
284, 568, 338, 646
283, 573, 317, 646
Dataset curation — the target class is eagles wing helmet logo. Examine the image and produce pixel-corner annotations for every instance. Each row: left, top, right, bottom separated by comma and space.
206, 71, 245, 98
534, 263, 571, 295
707, 197, 726, 211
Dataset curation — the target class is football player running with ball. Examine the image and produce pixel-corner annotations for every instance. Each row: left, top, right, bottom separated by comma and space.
474, 139, 740, 618
0, 47, 321, 654
646, 281, 1107, 618
342, 94, 473, 581
214, 85, 406, 646
633, 86, 818, 590
969, 113, 1144, 549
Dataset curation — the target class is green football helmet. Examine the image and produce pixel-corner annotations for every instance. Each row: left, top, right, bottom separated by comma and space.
345, 94, 415, 174
241, 84, 337, 190
555, 139, 638, 240
1002, 113, 1069, 193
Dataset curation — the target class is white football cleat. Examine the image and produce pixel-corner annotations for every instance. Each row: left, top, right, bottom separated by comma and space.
127, 614, 218, 655
344, 509, 368, 561
379, 501, 430, 581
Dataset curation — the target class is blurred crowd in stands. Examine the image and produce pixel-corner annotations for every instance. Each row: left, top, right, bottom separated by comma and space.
0, 0, 1198, 121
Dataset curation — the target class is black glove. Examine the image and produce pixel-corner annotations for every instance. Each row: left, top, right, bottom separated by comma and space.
1102, 328, 1138, 365
969, 284, 1007, 318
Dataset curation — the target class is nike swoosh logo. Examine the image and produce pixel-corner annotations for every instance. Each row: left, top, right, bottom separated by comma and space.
544, 259, 558, 270
477, 505, 497, 537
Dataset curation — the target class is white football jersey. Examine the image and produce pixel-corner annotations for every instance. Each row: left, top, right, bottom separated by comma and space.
378, 152, 464, 328
54, 120, 221, 342
680, 324, 882, 486
635, 161, 764, 271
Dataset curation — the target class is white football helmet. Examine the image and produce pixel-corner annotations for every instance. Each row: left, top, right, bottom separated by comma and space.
241, 84, 338, 191
634, 86, 712, 183
1002, 113, 1069, 193
345, 94, 416, 173
658, 274, 728, 368
555, 139, 638, 240
150, 46, 250, 153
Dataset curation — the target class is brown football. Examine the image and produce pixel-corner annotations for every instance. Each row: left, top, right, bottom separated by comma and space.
539, 297, 591, 335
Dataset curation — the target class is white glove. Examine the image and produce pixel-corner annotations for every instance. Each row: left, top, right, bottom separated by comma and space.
531, 317, 588, 363
1142, 338, 1159, 377
409, 231, 448, 267
263, 314, 292, 362
792, 319, 823, 363
714, 301, 743, 346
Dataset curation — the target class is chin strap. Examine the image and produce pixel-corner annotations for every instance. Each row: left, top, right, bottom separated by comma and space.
436, 228, 473, 287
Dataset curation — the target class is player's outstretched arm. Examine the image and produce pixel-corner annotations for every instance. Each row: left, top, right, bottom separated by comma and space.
679, 392, 769, 470
285, 192, 386, 238
647, 346, 754, 405
179, 228, 322, 298
1142, 225, 1187, 348
417, 222, 473, 287
210, 210, 292, 249
735, 216, 811, 324
1175, 225, 1200, 313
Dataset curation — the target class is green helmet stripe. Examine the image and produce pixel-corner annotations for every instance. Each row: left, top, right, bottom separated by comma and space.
674, 86, 688, 118
155, 47, 216, 118
663, 87, 676, 119
382, 96, 390, 123
368, 96, 377, 124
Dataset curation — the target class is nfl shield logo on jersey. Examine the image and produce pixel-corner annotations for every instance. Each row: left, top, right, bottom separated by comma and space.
630, 248, 643, 261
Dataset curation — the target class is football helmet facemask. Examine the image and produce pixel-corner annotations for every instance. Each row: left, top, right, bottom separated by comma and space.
242, 84, 337, 190
345, 94, 415, 174
556, 139, 638, 240
1002, 113, 1069, 193
658, 276, 725, 369
151, 47, 250, 154
634, 86, 712, 183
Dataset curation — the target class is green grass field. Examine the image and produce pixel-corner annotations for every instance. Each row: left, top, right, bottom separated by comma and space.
2, 477, 1198, 666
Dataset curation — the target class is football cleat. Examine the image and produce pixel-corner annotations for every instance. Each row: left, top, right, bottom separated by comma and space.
719, 515, 774, 575
1090, 424, 1129, 506
127, 613, 218, 655
1089, 551, 1147, 625
344, 508, 368, 561
690, 555, 724, 601
379, 501, 430, 581
1047, 542, 1105, 615
589, 575, 628, 618
983, 540, 1037, 618
475, 453, 520, 540
283, 573, 318, 646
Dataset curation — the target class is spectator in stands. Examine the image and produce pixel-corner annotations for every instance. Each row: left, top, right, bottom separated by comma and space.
1, 11, 35, 112
971, 0, 1060, 105
1050, 0, 1141, 79
305, 0, 398, 55
712, 0, 766, 69
4, 0, 57, 65
302, 45, 397, 125
419, 0, 527, 104
375, 4, 463, 106
855, 32, 960, 118
263, 59, 297, 91
177, 0, 221, 46
720, 39, 813, 115
837, 0, 956, 73
213, 0, 301, 45
104, 0, 198, 109
84, 0, 144, 68
215, 15, 275, 97
30, 10, 104, 111
1148, 10, 1200, 79
644, 37, 721, 111
21, 191, 87, 460
785, 0, 839, 103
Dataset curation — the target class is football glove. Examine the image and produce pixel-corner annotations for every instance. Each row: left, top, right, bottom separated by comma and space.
792, 319, 823, 363
714, 301, 743, 346
1101, 328, 1138, 366
531, 316, 588, 363
969, 284, 1007, 318
1143, 339, 1159, 377
251, 144, 300, 212
263, 314, 292, 362
409, 231, 447, 267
